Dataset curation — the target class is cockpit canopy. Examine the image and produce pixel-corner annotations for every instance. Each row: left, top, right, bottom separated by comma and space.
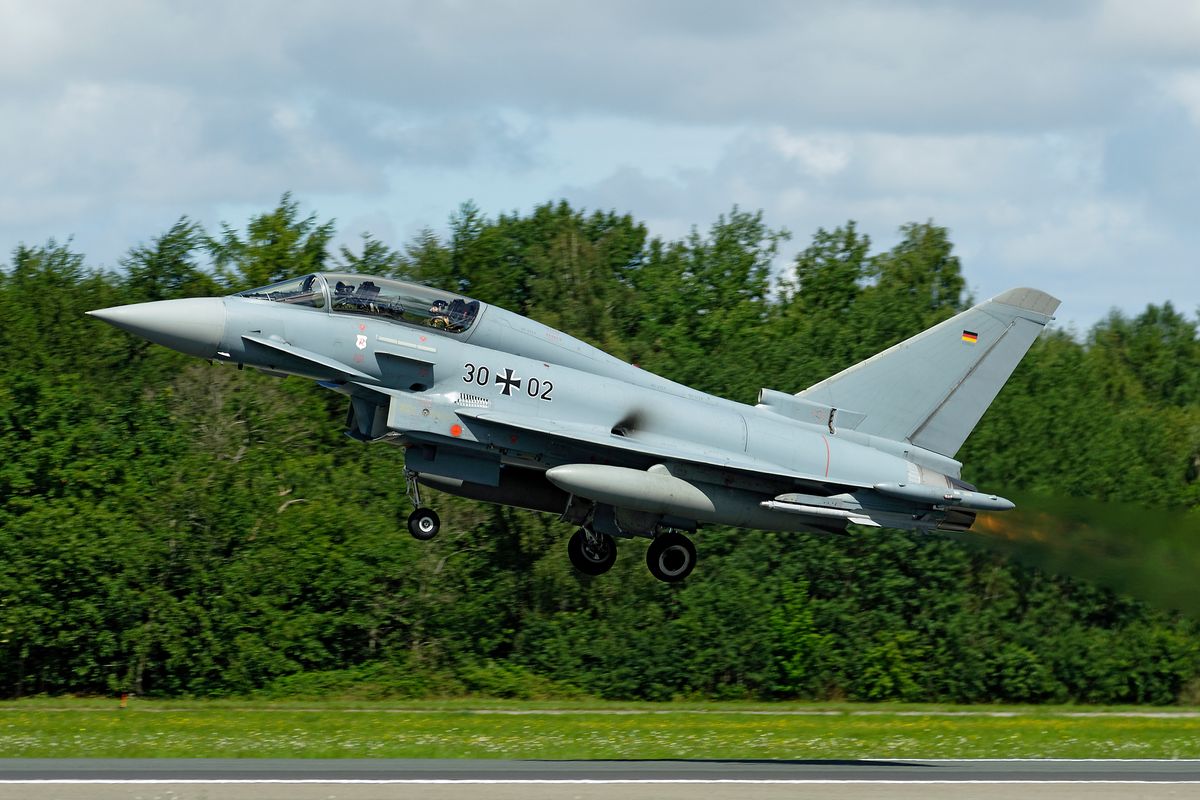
237, 273, 482, 334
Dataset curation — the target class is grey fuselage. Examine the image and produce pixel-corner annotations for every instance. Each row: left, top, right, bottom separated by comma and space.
208, 282, 960, 536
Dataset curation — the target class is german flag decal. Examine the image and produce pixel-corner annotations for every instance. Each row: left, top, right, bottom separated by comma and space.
961, 330, 979, 344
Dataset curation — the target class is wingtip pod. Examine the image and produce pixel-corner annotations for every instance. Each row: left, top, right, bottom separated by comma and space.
991, 287, 1061, 320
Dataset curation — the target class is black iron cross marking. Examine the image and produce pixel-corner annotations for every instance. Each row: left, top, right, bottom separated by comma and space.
495, 368, 522, 396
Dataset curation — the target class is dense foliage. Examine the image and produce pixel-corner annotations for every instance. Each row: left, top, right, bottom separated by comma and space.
2, 196, 1198, 703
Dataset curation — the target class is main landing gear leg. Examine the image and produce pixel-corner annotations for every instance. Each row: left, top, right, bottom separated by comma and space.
646, 530, 696, 583
404, 470, 441, 541
567, 525, 618, 576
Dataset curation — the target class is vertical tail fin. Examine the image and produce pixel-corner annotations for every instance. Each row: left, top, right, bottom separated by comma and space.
796, 288, 1059, 457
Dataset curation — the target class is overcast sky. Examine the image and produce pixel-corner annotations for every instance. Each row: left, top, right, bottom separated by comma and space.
2, 0, 1198, 331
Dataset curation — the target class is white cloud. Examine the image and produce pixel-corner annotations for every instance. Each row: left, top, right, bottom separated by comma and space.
1162, 70, 1200, 128
0, 82, 377, 220
998, 199, 1164, 270
765, 129, 851, 178
558, 120, 1195, 327
0, 10, 60, 80
0, 1, 1197, 327
0, 1, 1167, 130
1095, 0, 1200, 57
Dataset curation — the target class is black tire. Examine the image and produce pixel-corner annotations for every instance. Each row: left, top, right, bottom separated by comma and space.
407, 508, 441, 540
646, 531, 696, 583
567, 528, 617, 576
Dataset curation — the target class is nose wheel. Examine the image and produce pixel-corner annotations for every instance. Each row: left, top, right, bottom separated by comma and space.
407, 507, 441, 540
567, 526, 617, 576
646, 530, 696, 583
404, 470, 440, 540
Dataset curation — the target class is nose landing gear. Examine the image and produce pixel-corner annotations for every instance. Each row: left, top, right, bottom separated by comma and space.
404, 470, 441, 540
407, 507, 441, 540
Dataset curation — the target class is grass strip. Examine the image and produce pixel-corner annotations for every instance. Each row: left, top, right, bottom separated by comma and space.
2, 701, 1200, 759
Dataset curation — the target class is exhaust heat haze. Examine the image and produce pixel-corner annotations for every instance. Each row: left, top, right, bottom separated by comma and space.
967, 493, 1200, 616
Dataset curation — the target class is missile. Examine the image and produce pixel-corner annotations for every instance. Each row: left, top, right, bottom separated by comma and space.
760, 500, 884, 527
764, 489, 978, 532
763, 490, 921, 529
873, 482, 1015, 511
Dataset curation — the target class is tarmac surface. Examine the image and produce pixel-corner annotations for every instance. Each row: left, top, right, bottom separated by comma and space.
4, 757, 1200, 780
3, 759, 1200, 799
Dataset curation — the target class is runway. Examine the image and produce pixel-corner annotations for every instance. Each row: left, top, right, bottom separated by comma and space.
3, 758, 1200, 799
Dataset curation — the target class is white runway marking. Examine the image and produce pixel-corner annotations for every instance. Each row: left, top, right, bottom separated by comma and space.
843, 759, 1200, 772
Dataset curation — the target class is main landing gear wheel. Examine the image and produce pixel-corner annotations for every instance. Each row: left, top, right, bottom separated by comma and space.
567, 527, 617, 576
646, 531, 696, 583
407, 507, 441, 540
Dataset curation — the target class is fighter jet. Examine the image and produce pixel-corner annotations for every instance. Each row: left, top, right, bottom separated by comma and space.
89, 273, 1059, 582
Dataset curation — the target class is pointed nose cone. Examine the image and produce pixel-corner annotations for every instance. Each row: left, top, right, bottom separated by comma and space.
88, 297, 227, 359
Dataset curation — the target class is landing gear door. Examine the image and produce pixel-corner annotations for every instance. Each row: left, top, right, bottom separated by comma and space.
346, 397, 388, 440
404, 445, 502, 487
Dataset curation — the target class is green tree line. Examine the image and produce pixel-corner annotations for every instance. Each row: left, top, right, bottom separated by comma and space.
1, 195, 1198, 703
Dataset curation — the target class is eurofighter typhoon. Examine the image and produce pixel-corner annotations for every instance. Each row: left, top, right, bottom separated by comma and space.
90, 273, 1059, 582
